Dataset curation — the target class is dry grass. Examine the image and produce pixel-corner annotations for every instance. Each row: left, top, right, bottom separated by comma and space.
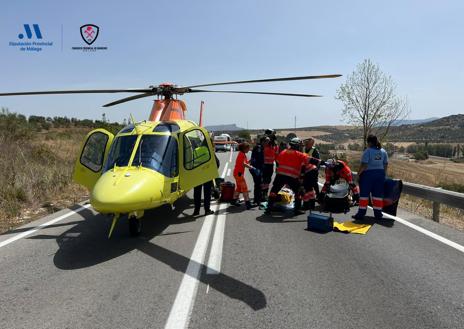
0, 128, 89, 233
399, 195, 464, 232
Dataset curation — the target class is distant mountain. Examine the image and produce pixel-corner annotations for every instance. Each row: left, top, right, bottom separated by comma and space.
422, 114, 464, 128
391, 117, 439, 126
204, 124, 244, 132
385, 114, 464, 142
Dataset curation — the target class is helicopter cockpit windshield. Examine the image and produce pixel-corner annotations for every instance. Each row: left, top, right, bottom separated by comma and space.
132, 135, 178, 177
104, 135, 178, 177
105, 135, 138, 169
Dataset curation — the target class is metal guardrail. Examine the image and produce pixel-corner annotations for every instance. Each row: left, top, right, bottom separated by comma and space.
401, 182, 464, 221
346, 171, 464, 222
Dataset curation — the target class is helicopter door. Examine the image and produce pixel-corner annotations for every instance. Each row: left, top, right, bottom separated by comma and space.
73, 129, 114, 190
179, 128, 218, 192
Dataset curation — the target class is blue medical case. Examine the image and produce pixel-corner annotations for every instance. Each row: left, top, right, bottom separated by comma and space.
307, 211, 334, 232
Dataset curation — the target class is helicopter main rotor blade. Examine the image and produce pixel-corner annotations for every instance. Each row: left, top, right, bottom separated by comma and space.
0, 89, 153, 96
103, 93, 156, 107
184, 74, 342, 89
188, 89, 322, 98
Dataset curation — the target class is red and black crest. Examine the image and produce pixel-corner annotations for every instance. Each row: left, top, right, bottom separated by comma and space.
80, 24, 99, 45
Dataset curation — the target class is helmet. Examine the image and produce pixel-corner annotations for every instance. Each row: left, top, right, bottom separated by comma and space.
325, 159, 337, 168
264, 129, 275, 136
289, 137, 302, 150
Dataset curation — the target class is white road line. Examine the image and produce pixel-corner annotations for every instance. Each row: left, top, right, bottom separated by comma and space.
164, 203, 219, 329
0, 204, 92, 249
221, 162, 229, 179
206, 203, 228, 274
381, 210, 464, 254
226, 168, 231, 177
317, 182, 464, 253
229, 149, 234, 162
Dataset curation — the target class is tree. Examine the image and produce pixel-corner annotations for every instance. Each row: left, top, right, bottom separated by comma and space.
336, 59, 409, 148
237, 130, 251, 141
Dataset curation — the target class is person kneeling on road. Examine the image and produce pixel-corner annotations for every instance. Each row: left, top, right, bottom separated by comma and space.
265, 137, 320, 216
319, 158, 360, 204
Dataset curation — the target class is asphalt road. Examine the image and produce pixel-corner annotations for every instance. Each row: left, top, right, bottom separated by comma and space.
1, 151, 463, 329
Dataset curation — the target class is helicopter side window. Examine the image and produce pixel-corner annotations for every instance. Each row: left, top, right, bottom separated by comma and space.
105, 135, 138, 171
132, 135, 178, 177
80, 132, 109, 172
184, 129, 211, 170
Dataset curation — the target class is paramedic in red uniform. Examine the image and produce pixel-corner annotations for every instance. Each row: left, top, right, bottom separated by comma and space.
262, 129, 279, 200
266, 138, 320, 215
320, 159, 360, 203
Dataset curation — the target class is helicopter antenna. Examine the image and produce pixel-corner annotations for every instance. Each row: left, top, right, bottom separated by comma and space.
130, 114, 137, 126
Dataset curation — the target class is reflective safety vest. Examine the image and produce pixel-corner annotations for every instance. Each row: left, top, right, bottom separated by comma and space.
264, 144, 279, 165
304, 147, 319, 171
276, 149, 307, 178
193, 146, 210, 167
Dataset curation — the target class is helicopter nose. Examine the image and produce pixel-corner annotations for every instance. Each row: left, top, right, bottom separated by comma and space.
91, 168, 166, 213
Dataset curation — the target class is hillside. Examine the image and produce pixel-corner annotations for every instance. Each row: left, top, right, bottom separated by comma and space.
387, 114, 464, 142
266, 114, 464, 144
205, 124, 244, 132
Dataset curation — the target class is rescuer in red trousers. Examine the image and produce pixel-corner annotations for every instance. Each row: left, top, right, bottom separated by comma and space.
320, 159, 360, 203
265, 137, 320, 215
301, 158, 318, 210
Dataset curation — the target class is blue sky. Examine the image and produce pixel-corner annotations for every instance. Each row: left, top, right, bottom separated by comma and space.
1, 0, 463, 128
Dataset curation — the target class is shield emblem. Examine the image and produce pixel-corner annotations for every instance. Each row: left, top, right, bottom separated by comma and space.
80, 24, 99, 45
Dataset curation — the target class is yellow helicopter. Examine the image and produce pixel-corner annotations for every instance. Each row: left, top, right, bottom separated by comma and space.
0, 74, 341, 237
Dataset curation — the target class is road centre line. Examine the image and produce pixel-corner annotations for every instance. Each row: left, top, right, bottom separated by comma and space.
226, 168, 231, 177
0, 204, 92, 249
221, 162, 229, 179
229, 149, 234, 162
164, 203, 220, 329
206, 203, 228, 274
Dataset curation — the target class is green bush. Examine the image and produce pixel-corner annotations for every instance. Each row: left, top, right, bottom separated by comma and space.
407, 143, 454, 158
348, 143, 362, 151
414, 150, 428, 160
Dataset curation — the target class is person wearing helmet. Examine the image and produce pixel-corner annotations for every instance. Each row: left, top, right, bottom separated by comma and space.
262, 129, 279, 200
319, 158, 359, 204
265, 137, 320, 215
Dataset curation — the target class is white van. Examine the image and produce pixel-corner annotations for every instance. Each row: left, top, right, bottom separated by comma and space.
214, 134, 232, 152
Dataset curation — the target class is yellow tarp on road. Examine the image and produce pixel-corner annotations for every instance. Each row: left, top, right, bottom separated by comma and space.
333, 221, 372, 235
